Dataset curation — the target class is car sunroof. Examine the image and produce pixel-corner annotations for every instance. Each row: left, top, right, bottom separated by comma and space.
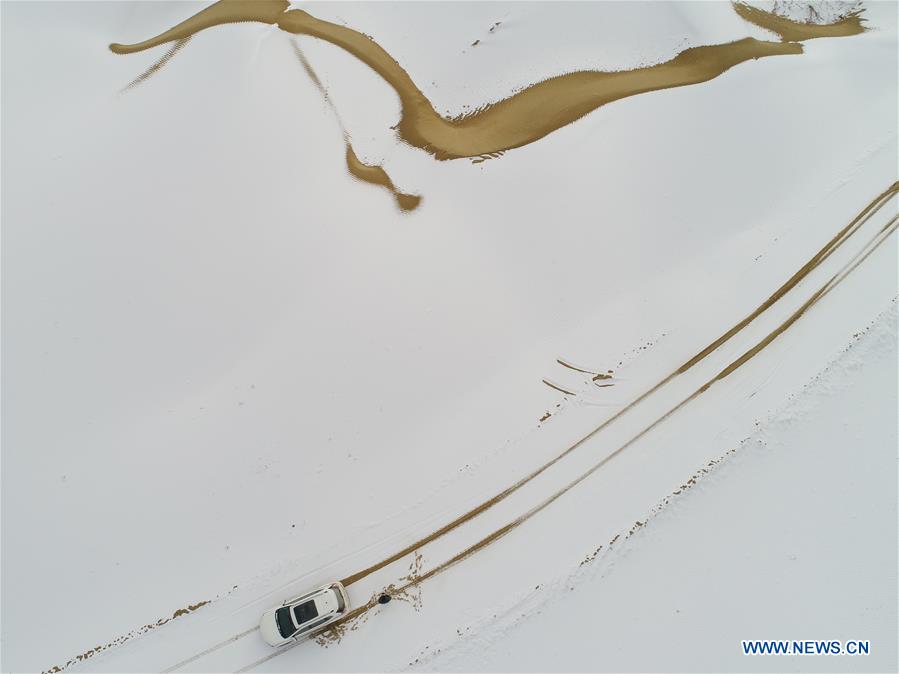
293, 600, 319, 625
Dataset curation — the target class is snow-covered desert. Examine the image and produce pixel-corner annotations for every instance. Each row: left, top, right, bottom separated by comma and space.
1, 1, 896, 672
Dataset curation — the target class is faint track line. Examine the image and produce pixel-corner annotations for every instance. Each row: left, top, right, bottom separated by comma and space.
163, 626, 259, 673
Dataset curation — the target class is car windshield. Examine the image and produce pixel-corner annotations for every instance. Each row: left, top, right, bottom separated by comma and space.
276, 607, 297, 639
293, 599, 319, 625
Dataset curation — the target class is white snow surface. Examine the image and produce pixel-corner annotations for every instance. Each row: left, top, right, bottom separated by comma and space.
419, 303, 898, 673
1, 1, 896, 673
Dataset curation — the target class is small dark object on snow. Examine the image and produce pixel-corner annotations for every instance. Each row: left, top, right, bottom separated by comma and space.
378, 594, 392, 605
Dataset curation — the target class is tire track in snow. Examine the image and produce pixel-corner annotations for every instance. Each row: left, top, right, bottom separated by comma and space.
337, 181, 899, 589
48, 182, 895, 674
162, 626, 260, 674
231, 187, 897, 672
408, 298, 897, 670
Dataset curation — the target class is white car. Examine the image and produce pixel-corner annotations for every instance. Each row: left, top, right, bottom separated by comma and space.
259, 582, 350, 647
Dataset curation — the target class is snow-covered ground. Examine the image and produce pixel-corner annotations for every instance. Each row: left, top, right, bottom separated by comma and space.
1, 1, 896, 673
420, 303, 898, 673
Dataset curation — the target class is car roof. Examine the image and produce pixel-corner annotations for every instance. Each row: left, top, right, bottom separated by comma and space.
314, 590, 338, 611
289, 587, 335, 609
